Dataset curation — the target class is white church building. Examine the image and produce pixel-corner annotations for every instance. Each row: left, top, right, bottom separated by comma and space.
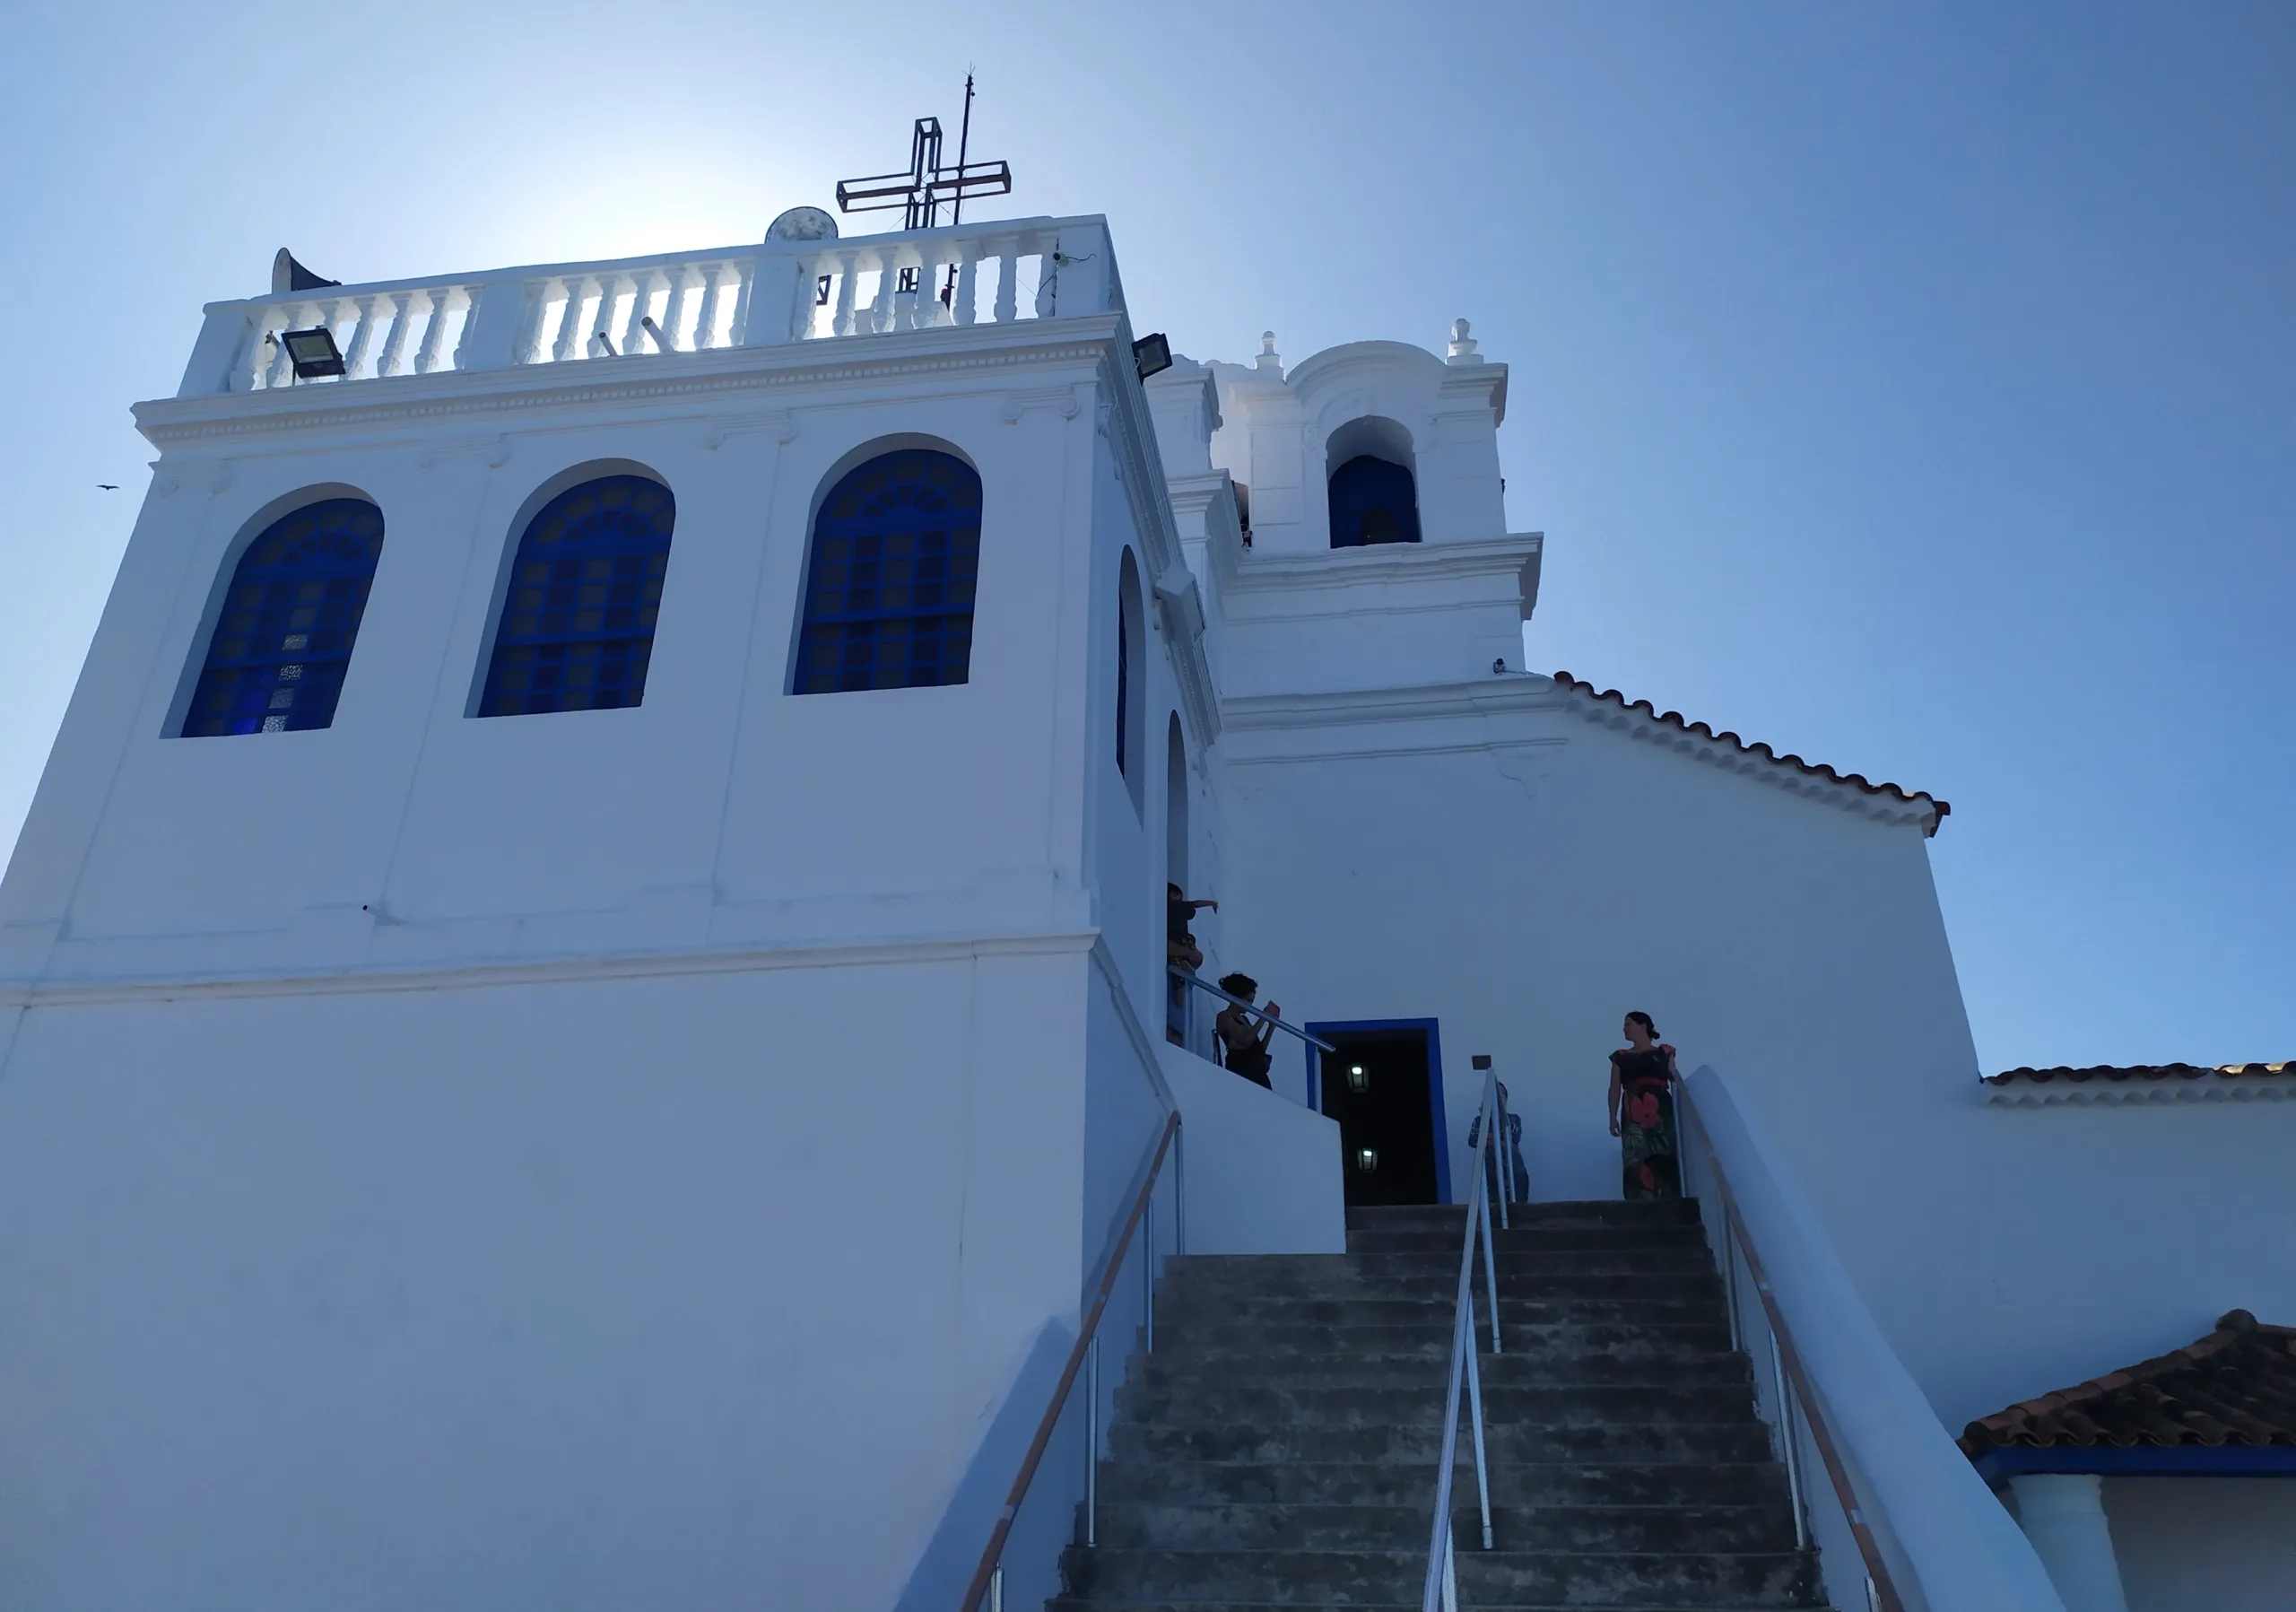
0, 205, 2287, 1612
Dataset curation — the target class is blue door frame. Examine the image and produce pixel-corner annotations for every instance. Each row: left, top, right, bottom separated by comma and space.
1301, 1016, 1452, 1206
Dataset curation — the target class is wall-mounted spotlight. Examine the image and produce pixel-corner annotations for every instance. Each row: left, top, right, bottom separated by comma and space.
1133, 332, 1172, 381
280, 327, 346, 379
1355, 1146, 1378, 1174
1346, 1063, 1369, 1094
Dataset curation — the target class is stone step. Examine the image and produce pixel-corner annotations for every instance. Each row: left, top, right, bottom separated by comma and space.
1165, 1250, 1719, 1282
1158, 1273, 1725, 1308
1052, 1603, 1827, 1612
1131, 1348, 1751, 1391
1115, 1379, 1758, 1430
1093, 1500, 1798, 1553
1108, 1419, 1777, 1467
1096, 1460, 1793, 1511
1146, 1320, 1736, 1358
1149, 1294, 1732, 1329
1059, 1546, 1820, 1606
1341, 1240, 1708, 1268
1347, 1201, 1704, 1229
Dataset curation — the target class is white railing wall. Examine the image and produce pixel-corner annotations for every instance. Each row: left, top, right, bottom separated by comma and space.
1675, 1065, 2068, 1612
178, 217, 1118, 397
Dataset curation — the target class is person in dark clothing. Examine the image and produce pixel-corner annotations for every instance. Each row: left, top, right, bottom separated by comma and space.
1165, 884, 1216, 1042
1166, 884, 1214, 970
1606, 1010, 1681, 1200
1466, 1080, 1531, 1203
1213, 972, 1281, 1088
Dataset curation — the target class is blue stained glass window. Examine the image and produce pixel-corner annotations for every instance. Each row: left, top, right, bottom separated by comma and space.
794, 449, 981, 695
478, 475, 674, 718
1328, 455, 1422, 547
180, 497, 386, 737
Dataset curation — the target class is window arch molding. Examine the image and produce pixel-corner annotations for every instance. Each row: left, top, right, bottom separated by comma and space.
470, 458, 676, 719
171, 483, 387, 738
1117, 546, 1146, 815
789, 435, 985, 696
1324, 414, 1422, 548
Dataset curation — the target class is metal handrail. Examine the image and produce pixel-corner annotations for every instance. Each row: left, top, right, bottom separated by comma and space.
1168, 965, 1337, 1051
1420, 1057, 1506, 1612
960, 1109, 1181, 1612
1674, 1085, 1907, 1612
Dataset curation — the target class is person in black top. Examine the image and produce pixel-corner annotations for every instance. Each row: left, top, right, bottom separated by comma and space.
1213, 972, 1281, 1087
1606, 1011, 1682, 1200
1167, 884, 1215, 971
1165, 884, 1216, 1042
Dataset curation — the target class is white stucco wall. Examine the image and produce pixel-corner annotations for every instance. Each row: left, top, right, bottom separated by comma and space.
1212, 674, 2295, 1430
0, 278, 1239, 1609
0, 955, 1089, 1612
2106, 1477, 2296, 1612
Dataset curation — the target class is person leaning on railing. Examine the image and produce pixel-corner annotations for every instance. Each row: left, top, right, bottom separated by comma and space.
1607, 1010, 1683, 1199
1165, 884, 1216, 1044
1213, 973, 1281, 1088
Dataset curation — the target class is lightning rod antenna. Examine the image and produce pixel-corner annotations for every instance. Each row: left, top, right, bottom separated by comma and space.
952, 73, 976, 225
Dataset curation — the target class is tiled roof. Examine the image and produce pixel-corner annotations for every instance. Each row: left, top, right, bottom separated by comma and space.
1549, 672, 1949, 836
1982, 1062, 2294, 1106
1960, 1311, 2296, 1455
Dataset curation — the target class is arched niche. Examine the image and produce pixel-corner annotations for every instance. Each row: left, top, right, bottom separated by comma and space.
1325, 415, 1422, 547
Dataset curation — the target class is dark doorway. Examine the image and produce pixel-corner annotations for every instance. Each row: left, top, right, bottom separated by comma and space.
1307, 1020, 1448, 1207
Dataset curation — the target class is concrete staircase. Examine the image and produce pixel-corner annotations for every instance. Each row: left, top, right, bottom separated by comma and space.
1052, 1199, 1826, 1611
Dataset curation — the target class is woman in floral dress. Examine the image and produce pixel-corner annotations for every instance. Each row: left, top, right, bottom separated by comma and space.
1606, 1011, 1681, 1200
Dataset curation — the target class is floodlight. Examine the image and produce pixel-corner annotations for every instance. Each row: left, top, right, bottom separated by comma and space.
281, 327, 346, 379
1133, 332, 1172, 380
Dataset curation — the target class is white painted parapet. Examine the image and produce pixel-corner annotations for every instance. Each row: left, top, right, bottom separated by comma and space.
177, 217, 1116, 397
1685, 1065, 2069, 1612
2009, 1475, 2131, 1612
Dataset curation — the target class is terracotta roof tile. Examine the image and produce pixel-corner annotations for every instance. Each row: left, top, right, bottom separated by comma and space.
1960, 1311, 2296, 1455
1549, 672, 1949, 836
1984, 1062, 2292, 1085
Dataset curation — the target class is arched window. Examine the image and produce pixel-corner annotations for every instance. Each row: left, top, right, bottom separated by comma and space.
180, 496, 385, 737
1327, 456, 1422, 547
794, 449, 980, 694
1118, 548, 1145, 810
477, 474, 674, 718
1165, 713, 1188, 890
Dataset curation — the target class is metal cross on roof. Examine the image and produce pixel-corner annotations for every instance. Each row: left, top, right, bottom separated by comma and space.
835, 75, 1013, 231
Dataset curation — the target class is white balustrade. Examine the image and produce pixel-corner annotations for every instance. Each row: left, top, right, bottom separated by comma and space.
177, 217, 1118, 397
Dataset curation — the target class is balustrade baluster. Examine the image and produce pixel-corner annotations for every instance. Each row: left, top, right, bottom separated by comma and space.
691, 266, 724, 350
511, 281, 551, 364
916, 245, 944, 328
831, 253, 859, 337
659, 267, 691, 353
1032, 248, 1056, 319
375, 292, 413, 378
991, 244, 1018, 325
953, 244, 979, 327
621, 270, 655, 354
727, 260, 754, 346
412, 289, 453, 374
551, 277, 588, 362
263, 306, 296, 388
228, 320, 265, 393
865, 254, 893, 335
591, 274, 627, 355
341, 294, 381, 379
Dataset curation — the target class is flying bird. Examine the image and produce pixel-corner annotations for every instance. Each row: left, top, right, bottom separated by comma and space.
98, 484, 118, 491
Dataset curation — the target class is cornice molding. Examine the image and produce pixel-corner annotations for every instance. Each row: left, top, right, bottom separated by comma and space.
135, 318, 1125, 449
1219, 531, 1543, 600
0, 927, 1100, 1010
1094, 345, 1222, 750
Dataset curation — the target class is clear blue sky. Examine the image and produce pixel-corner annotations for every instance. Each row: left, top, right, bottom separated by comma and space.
1, 1, 2288, 1073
